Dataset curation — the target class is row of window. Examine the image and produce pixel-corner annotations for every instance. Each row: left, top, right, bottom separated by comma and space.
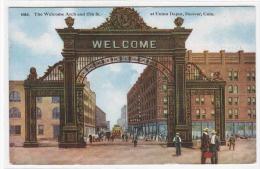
228, 85, 238, 94
228, 97, 256, 106
196, 109, 215, 119
9, 91, 60, 103
247, 85, 256, 93
228, 109, 256, 119
10, 125, 59, 136
9, 107, 60, 119
227, 71, 255, 81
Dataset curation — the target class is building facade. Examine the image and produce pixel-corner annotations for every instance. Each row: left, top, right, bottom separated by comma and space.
116, 105, 128, 132
83, 80, 96, 138
127, 50, 256, 141
95, 106, 109, 132
186, 50, 256, 139
127, 66, 168, 140
9, 80, 96, 146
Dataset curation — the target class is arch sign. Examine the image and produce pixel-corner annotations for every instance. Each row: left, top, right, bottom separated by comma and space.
24, 7, 225, 148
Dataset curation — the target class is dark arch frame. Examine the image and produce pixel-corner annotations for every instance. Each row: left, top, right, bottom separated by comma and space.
23, 7, 226, 148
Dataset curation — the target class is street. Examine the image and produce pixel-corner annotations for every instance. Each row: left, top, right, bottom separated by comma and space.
9, 139, 256, 165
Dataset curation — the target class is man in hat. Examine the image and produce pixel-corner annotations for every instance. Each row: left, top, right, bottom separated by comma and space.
209, 130, 221, 164
201, 127, 210, 164
173, 133, 182, 156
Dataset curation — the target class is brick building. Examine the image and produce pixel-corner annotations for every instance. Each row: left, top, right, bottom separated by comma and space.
187, 50, 256, 139
127, 50, 256, 141
9, 80, 96, 146
127, 66, 168, 140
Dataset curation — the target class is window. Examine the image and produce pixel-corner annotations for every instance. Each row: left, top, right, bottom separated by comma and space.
195, 97, 200, 105
163, 85, 167, 93
9, 107, 21, 119
248, 109, 251, 119
52, 97, 60, 103
201, 97, 205, 105
163, 97, 167, 105
196, 109, 200, 119
234, 72, 238, 81
252, 85, 256, 93
228, 109, 233, 119
253, 97, 256, 105
38, 125, 44, 135
228, 85, 233, 93
235, 109, 238, 119
253, 109, 256, 119
164, 110, 168, 118
202, 109, 206, 119
9, 91, 21, 102
10, 125, 21, 135
248, 97, 251, 105
53, 107, 60, 119
194, 69, 199, 80
37, 108, 41, 119
247, 72, 251, 81
252, 71, 255, 81
211, 110, 215, 119
36, 97, 42, 103
247, 86, 251, 93
235, 97, 238, 105
234, 85, 238, 94
228, 97, 232, 105
211, 97, 214, 105
228, 72, 232, 81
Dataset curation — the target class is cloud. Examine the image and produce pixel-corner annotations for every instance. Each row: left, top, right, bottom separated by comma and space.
9, 21, 63, 58
131, 64, 146, 74
108, 64, 122, 72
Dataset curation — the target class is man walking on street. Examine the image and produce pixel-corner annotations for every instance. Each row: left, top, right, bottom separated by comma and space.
209, 130, 221, 164
173, 133, 182, 156
201, 127, 210, 164
228, 134, 235, 151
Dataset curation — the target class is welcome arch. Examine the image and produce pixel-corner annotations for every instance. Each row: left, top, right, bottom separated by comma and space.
23, 7, 226, 148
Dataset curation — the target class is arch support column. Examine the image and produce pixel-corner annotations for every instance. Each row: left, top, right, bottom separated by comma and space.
59, 52, 86, 148
23, 87, 38, 147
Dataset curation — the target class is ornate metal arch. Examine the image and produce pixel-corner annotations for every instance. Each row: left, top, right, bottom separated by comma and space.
76, 56, 175, 84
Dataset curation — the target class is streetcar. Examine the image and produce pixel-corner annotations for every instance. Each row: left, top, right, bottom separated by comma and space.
112, 124, 122, 137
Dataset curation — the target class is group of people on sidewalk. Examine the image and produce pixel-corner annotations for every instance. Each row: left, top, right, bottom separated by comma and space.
173, 127, 236, 164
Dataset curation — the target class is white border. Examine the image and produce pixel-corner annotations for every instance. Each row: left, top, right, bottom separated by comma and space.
1, 1, 260, 169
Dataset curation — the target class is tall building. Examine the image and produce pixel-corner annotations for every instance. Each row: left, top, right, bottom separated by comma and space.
127, 50, 256, 140
127, 66, 168, 139
83, 80, 96, 138
117, 105, 128, 132
9, 80, 96, 146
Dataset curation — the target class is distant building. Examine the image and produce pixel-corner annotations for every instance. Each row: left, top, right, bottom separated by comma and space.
117, 105, 128, 132
95, 106, 109, 132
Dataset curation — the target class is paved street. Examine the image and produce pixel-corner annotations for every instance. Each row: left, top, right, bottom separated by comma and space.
9, 139, 256, 165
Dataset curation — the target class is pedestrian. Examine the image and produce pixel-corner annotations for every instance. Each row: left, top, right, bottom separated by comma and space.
201, 127, 210, 164
125, 133, 128, 142
228, 134, 235, 151
89, 134, 92, 144
173, 133, 182, 156
122, 133, 125, 142
133, 134, 138, 147
111, 134, 114, 142
209, 130, 221, 164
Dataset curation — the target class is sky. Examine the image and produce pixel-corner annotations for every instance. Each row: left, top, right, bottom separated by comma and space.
9, 7, 256, 129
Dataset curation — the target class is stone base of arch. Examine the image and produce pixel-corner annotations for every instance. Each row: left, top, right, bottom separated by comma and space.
23, 141, 38, 148
59, 142, 86, 148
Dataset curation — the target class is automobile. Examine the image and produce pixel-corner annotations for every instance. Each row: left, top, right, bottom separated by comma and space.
235, 134, 251, 140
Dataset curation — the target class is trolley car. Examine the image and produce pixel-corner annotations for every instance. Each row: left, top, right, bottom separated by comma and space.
112, 124, 122, 137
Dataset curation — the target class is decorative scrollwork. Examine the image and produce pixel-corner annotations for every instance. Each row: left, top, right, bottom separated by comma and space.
95, 7, 157, 30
